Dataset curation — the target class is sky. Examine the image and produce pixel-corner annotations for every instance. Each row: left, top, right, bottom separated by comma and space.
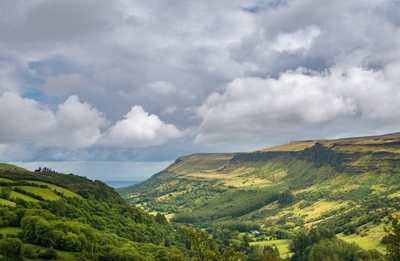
1, 0, 400, 181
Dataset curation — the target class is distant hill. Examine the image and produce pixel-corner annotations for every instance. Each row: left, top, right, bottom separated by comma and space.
0, 165, 186, 260
118, 132, 400, 254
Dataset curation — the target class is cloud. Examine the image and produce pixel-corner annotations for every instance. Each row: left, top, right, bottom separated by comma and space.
43, 74, 93, 97
0, 92, 108, 147
148, 81, 177, 95
0, 0, 400, 164
53, 95, 109, 147
195, 62, 400, 144
0, 90, 182, 150
0, 0, 114, 44
271, 25, 321, 53
103, 106, 182, 147
0, 63, 20, 94
161, 104, 177, 115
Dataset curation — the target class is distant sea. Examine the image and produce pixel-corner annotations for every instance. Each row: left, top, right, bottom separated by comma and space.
104, 180, 143, 188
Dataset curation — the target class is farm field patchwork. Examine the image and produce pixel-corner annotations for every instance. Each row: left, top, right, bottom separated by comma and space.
17, 186, 61, 201
26, 180, 83, 199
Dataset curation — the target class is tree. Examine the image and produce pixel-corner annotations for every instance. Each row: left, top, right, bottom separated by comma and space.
252, 245, 281, 261
290, 231, 310, 257
385, 215, 400, 261
289, 227, 336, 261
356, 249, 371, 261
182, 226, 247, 261
344, 224, 357, 235
155, 213, 168, 225
307, 239, 359, 261
4, 211, 19, 227
0, 238, 24, 261
278, 190, 294, 206
0, 187, 11, 199
38, 248, 58, 260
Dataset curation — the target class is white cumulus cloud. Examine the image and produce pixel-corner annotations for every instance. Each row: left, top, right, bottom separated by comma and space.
195, 62, 400, 144
0, 92, 108, 148
103, 106, 182, 147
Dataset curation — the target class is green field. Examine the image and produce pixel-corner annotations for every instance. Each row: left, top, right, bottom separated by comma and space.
250, 239, 291, 258
0, 227, 22, 236
0, 198, 16, 206
17, 186, 61, 201
0, 178, 14, 182
26, 180, 83, 199
9, 191, 38, 202
148, 211, 175, 221
337, 233, 386, 254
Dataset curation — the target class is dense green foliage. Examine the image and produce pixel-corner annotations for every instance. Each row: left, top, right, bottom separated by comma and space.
277, 190, 294, 206
289, 227, 384, 261
0, 238, 24, 261
182, 226, 247, 261
171, 188, 279, 224
385, 215, 400, 261
0, 167, 188, 260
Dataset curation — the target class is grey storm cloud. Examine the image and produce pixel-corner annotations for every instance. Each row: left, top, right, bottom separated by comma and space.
0, 0, 399, 168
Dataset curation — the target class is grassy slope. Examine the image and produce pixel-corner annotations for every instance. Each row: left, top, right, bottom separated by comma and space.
120, 132, 400, 254
0, 198, 16, 206
17, 186, 61, 201
0, 164, 26, 171
250, 239, 291, 258
9, 191, 39, 202
0, 174, 81, 260
0, 167, 182, 260
27, 180, 83, 199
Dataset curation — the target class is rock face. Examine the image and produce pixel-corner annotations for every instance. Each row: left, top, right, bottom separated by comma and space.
231, 133, 400, 175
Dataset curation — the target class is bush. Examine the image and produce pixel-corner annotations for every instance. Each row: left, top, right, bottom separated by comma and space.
0, 237, 24, 261
380, 235, 389, 244
38, 248, 58, 260
23, 245, 36, 259
343, 224, 357, 235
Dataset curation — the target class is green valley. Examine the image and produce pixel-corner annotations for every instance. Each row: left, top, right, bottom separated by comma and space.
2, 132, 400, 260
119, 132, 400, 260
